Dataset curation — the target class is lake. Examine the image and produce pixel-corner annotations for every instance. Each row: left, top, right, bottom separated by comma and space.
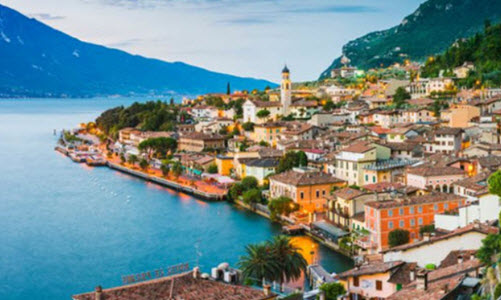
0, 98, 352, 300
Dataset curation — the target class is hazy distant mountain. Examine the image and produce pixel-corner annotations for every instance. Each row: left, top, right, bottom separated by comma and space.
0, 4, 275, 98
320, 0, 501, 78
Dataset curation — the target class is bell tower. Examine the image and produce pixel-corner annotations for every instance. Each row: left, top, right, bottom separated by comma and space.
281, 65, 292, 115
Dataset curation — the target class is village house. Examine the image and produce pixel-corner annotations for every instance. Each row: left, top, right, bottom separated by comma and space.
269, 167, 345, 213
178, 132, 226, 152
423, 127, 463, 154
289, 99, 319, 118
453, 61, 475, 78
406, 165, 466, 193
252, 122, 285, 147
382, 222, 496, 267
441, 104, 480, 128
364, 192, 467, 251
334, 142, 391, 186
240, 158, 280, 185
400, 108, 435, 124
191, 105, 219, 120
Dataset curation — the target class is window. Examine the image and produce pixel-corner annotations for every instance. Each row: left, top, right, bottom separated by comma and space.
410, 219, 415, 226
409, 207, 414, 214
376, 280, 383, 291
300, 192, 304, 200
322, 190, 326, 196
444, 203, 449, 210
365, 175, 369, 182
316, 190, 319, 198
373, 176, 376, 183
388, 221, 393, 229
388, 210, 393, 217
418, 206, 423, 213
399, 220, 404, 227
434, 204, 438, 211
399, 208, 404, 215
353, 276, 359, 287
418, 217, 423, 225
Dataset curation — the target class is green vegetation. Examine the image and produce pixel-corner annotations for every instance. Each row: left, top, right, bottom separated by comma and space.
277, 151, 308, 173
242, 189, 263, 207
241, 176, 259, 191
127, 154, 138, 166
171, 161, 183, 178
138, 137, 177, 159
425, 263, 436, 270
96, 101, 191, 139
318, 282, 346, 300
242, 122, 254, 131
160, 163, 170, 177
488, 170, 501, 198
422, 22, 501, 87
388, 229, 410, 248
320, 0, 501, 76
268, 196, 298, 221
393, 87, 410, 109
419, 224, 435, 236
207, 164, 218, 174
139, 158, 149, 171
229, 176, 259, 202
63, 131, 82, 143
238, 235, 307, 289
256, 109, 270, 120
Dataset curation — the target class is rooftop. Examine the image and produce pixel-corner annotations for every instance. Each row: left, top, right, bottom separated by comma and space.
365, 192, 465, 210
269, 169, 345, 187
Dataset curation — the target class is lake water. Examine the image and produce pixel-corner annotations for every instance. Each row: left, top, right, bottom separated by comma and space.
0, 98, 353, 300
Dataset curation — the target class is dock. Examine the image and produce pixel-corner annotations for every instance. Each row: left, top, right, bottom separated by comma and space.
306, 264, 336, 289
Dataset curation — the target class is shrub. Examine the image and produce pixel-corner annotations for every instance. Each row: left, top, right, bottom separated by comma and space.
241, 176, 258, 191
388, 229, 410, 248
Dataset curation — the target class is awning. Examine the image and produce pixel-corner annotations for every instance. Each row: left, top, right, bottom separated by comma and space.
312, 221, 349, 240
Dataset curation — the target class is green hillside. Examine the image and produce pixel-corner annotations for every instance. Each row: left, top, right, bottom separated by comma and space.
421, 22, 501, 87
320, 0, 501, 78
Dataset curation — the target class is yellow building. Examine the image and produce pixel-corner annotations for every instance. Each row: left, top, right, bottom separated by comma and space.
252, 122, 285, 147
442, 104, 480, 128
215, 155, 234, 176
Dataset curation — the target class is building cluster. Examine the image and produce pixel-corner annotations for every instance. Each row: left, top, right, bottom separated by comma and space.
110, 65, 501, 299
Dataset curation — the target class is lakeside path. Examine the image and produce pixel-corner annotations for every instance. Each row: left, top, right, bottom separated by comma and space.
105, 155, 228, 199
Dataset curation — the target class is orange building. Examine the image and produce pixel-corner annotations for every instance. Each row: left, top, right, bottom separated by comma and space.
364, 193, 466, 251
269, 167, 345, 213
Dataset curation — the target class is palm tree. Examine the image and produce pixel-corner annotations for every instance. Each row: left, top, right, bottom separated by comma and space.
238, 243, 279, 286
268, 235, 307, 291
128, 154, 138, 166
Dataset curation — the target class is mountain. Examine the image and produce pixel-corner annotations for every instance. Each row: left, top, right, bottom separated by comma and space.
320, 0, 501, 78
0, 4, 275, 98
421, 22, 501, 86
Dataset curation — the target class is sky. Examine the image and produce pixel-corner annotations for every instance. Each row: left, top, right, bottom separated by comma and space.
2, 0, 425, 82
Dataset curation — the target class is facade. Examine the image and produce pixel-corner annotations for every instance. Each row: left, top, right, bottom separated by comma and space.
241, 158, 280, 185
424, 127, 463, 154
269, 167, 345, 213
178, 132, 226, 152
406, 166, 466, 192
364, 193, 467, 251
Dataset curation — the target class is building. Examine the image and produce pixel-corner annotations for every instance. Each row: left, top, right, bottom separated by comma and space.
178, 132, 226, 152
423, 127, 463, 154
406, 166, 466, 192
191, 105, 219, 120
335, 142, 391, 186
118, 127, 141, 145
252, 122, 285, 147
72, 268, 276, 300
337, 260, 413, 300
441, 104, 480, 128
269, 167, 345, 213
400, 108, 435, 124
364, 192, 467, 251
241, 158, 280, 185
382, 222, 496, 267
453, 62, 475, 78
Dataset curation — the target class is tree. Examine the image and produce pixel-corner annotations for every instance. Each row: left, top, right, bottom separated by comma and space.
172, 161, 183, 178
226, 82, 231, 95
139, 158, 149, 171
207, 164, 218, 174
319, 282, 346, 300
388, 229, 410, 248
229, 183, 244, 201
242, 188, 262, 207
298, 151, 308, 167
488, 170, 501, 197
241, 176, 258, 191
160, 163, 170, 177
257, 109, 270, 120
477, 233, 501, 264
277, 151, 305, 173
120, 153, 126, 164
393, 87, 411, 108
169, 97, 174, 105
238, 243, 279, 286
268, 196, 298, 221
242, 122, 255, 131
268, 235, 308, 291
127, 154, 138, 166
259, 140, 269, 147
138, 137, 177, 159
432, 99, 441, 118
419, 224, 435, 236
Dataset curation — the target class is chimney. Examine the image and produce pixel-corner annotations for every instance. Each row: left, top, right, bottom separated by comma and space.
416, 270, 428, 291
95, 286, 102, 300
458, 254, 464, 264
410, 269, 416, 281
193, 267, 201, 279
263, 284, 271, 296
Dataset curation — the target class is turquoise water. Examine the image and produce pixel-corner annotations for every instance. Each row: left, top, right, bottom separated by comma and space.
0, 98, 353, 300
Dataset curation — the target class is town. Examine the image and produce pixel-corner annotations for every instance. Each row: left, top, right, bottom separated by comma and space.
56, 48, 501, 300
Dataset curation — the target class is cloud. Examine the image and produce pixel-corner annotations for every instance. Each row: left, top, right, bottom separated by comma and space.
105, 38, 145, 48
30, 13, 65, 20
217, 17, 273, 25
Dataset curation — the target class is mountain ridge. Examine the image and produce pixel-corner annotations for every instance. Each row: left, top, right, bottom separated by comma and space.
0, 4, 275, 98
320, 0, 501, 78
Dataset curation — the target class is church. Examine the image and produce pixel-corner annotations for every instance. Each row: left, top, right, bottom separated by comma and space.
243, 66, 293, 124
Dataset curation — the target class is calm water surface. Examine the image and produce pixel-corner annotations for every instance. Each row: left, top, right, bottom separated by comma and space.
0, 98, 352, 300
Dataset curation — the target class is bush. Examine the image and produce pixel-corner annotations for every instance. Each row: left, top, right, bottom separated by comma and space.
268, 196, 298, 221
495, 283, 501, 300
242, 189, 262, 206
241, 176, 258, 191
419, 224, 435, 236
207, 164, 218, 174
425, 263, 436, 270
242, 122, 255, 131
388, 229, 410, 248
319, 282, 346, 300
229, 183, 244, 201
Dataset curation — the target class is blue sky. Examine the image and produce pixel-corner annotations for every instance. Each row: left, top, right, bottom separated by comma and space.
3, 0, 424, 82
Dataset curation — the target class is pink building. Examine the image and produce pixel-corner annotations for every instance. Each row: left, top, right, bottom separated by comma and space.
406, 166, 466, 193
